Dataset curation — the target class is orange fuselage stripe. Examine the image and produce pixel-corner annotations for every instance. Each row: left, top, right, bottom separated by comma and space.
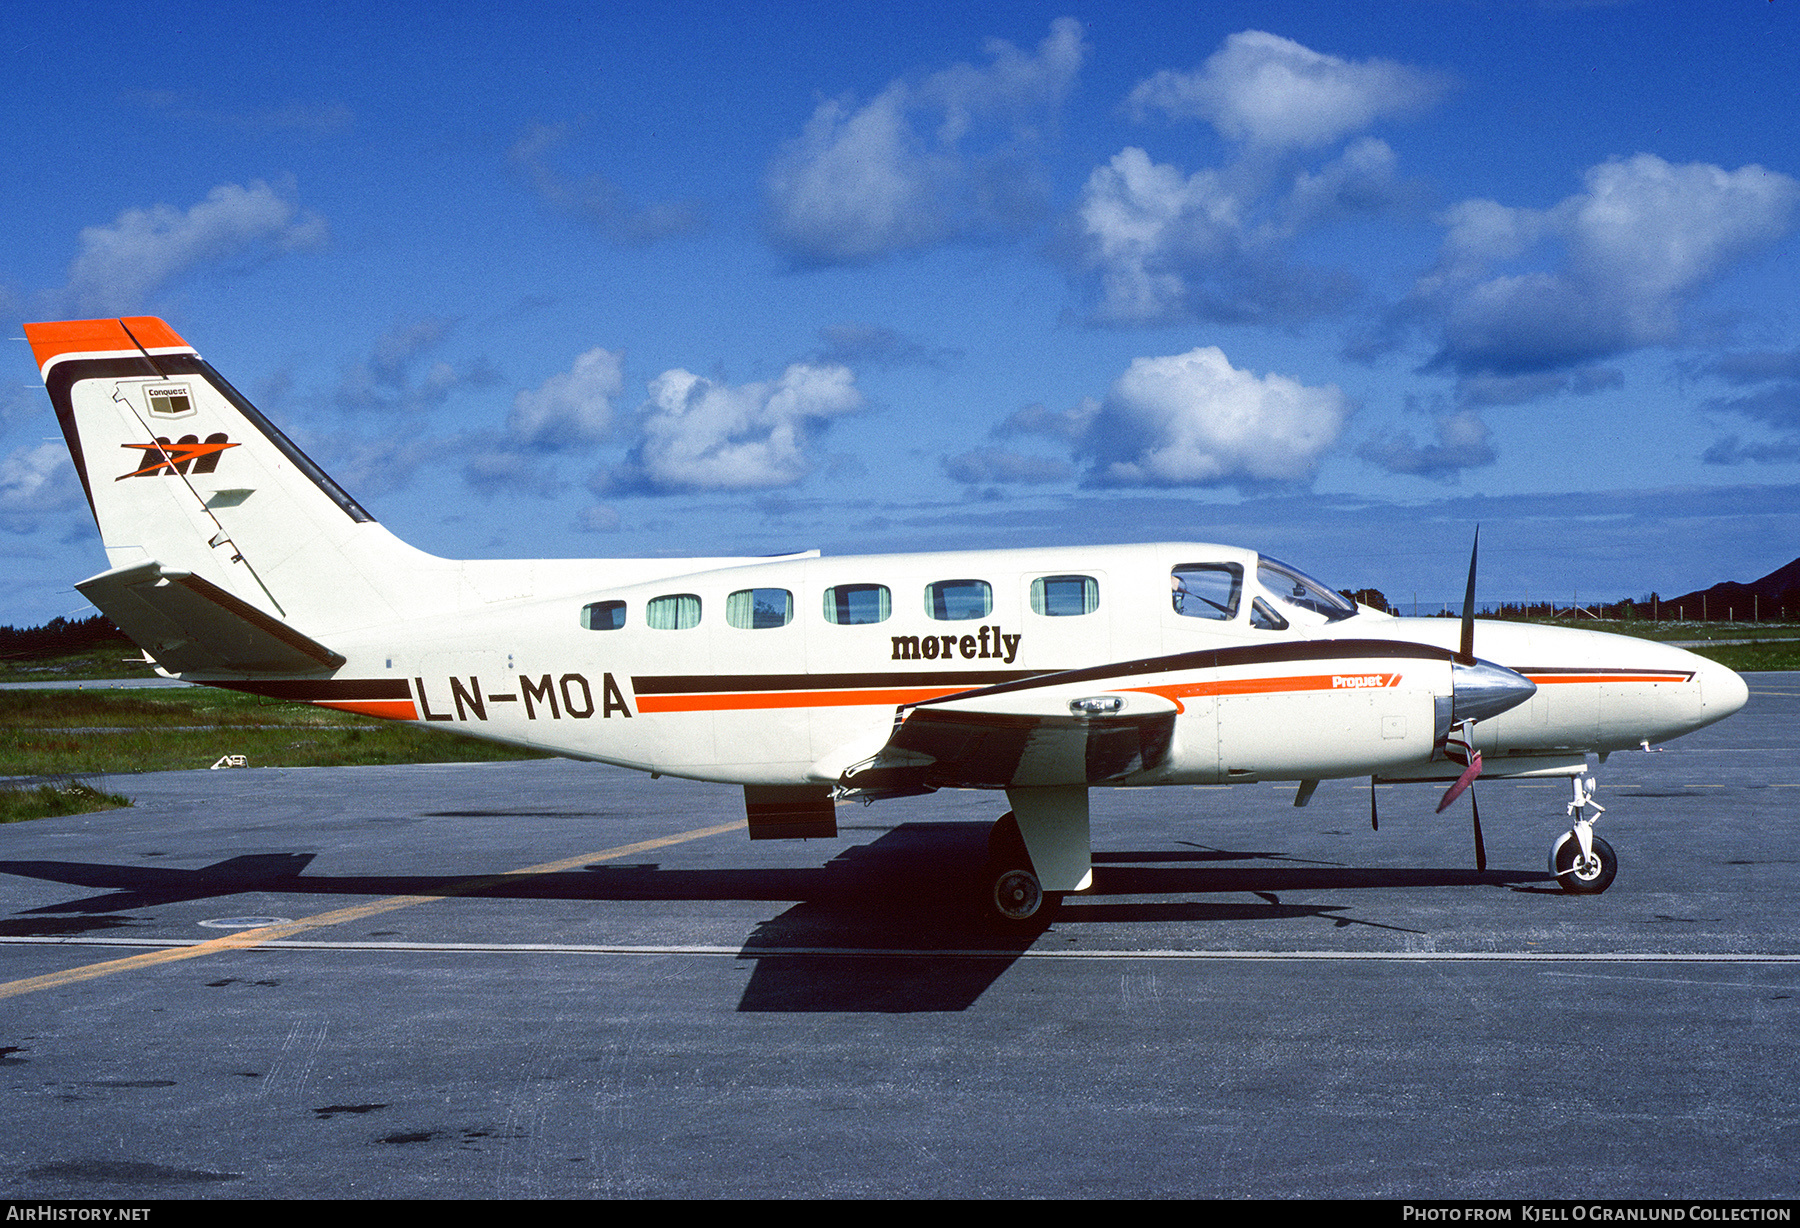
313, 699, 420, 720
636, 672, 1403, 714
638, 686, 972, 713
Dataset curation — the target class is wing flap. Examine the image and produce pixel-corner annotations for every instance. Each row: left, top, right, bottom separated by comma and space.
76, 560, 345, 674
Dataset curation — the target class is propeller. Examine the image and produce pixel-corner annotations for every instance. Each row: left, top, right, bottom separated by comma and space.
1436, 719, 1486, 871
1439, 526, 1494, 871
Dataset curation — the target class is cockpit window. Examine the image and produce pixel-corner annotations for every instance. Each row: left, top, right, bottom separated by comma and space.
1171, 563, 1242, 621
1256, 557, 1357, 622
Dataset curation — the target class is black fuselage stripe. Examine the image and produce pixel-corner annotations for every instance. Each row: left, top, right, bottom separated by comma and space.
1519, 666, 1694, 678
913, 638, 1458, 706
632, 641, 1455, 698
631, 670, 1045, 694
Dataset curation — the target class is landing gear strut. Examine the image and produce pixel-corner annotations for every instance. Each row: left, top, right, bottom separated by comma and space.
1550, 775, 1617, 895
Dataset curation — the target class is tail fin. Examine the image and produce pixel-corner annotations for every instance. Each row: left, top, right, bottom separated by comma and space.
26, 317, 441, 645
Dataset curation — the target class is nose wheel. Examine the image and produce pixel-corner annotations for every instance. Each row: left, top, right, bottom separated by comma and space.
1551, 833, 1616, 893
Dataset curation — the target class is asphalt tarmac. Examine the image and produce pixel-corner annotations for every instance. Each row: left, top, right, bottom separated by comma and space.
2, 675, 1796, 1199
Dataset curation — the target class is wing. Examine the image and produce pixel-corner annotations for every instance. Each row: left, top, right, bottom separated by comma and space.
833, 676, 1180, 798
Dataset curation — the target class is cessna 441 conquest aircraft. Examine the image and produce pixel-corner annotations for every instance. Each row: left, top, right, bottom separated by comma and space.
25, 317, 1750, 921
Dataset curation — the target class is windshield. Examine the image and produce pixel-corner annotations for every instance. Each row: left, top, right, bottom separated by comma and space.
1256, 556, 1358, 623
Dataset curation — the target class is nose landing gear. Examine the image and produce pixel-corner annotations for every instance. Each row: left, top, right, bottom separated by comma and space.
1550, 775, 1616, 895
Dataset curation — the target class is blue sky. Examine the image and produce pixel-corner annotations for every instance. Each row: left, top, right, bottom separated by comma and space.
5, 0, 1799, 626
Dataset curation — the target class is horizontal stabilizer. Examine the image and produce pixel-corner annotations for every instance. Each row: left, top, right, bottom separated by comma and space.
76, 560, 345, 674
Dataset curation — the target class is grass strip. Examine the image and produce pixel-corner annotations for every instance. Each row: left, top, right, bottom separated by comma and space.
0, 687, 550, 776
0, 778, 133, 823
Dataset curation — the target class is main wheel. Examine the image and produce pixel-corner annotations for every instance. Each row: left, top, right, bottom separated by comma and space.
1551, 833, 1617, 895
984, 811, 1058, 924
992, 866, 1044, 921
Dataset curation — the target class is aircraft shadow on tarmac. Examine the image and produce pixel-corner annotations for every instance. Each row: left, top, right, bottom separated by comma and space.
1, 822, 1559, 1011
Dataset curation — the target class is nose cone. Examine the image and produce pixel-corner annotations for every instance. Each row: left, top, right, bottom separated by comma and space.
1699, 656, 1750, 722
1451, 657, 1538, 724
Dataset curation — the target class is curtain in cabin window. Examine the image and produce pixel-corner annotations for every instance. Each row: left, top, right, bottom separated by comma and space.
728, 588, 793, 629
646, 593, 701, 630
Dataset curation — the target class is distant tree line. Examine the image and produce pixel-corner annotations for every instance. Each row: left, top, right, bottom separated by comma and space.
0, 614, 131, 661
1354, 594, 1800, 622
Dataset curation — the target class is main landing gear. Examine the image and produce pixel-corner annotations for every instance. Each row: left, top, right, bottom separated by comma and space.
983, 788, 1092, 924
1549, 775, 1617, 895
987, 812, 1056, 923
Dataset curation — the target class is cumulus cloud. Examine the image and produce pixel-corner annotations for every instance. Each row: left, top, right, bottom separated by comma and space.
308, 432, 451, 501
1456, 366, 1623, 407
765, 17, 1084, 265
1358, 409, 1496, 480
993, 397, 1101, 443
1082, 347, 1351, 486
1703, 435, 1800, 465
509, 123, 703, 243
604, 363, 864, 493
942, 446, 1074, 486
1065, 31, 1442, 326
1704, 347, 1800, 385
336, 318, 498, 416
506, 348, 623, 450
1126, 29, 1450, 151
1699, 361, 1800, 466
463, 347, 625, 497
812, 323, 959, 368
1066, 144, 1377, 324
1409, 155, 1800, 376
0, 443, 81, 532
62, 180, 328, 314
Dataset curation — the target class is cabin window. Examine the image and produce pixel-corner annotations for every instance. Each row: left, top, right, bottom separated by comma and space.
581, 600, 626, 631
823, 583, 891, 625
1031, 574, 1098, 617
646, 593, 702, 630
1171, 563, 1242, 621
926, 578, 992, 621
727, 587, 793, 629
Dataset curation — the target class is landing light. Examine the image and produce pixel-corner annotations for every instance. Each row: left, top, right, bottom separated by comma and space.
1070, 695, 1124, 715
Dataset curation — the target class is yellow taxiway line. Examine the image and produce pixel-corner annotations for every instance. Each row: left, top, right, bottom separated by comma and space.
0, 820, 744, 1002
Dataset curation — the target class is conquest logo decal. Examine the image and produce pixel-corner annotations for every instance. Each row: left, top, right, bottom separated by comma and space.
144, 383, 196, 418
118, 434, 239, 480
1332, 673, 1400, 688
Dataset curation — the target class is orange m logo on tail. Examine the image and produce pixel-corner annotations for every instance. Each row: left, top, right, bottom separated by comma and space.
118, 434, 239, 479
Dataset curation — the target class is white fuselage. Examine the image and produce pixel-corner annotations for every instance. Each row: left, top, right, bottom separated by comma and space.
283, 541, 1747, 790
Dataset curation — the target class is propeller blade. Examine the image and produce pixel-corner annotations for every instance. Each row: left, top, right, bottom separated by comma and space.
1458, 526, 1480, 663
1369, 776, 1379, 831
1470, 784, 1486, 872
1436, 749, 1482, 813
